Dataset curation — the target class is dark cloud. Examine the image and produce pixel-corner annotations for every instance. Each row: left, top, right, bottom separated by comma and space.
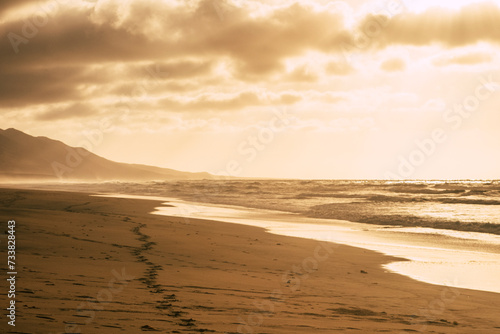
160, 91, 301, 112
0, 65, 84, 107
110, 81, 201, 97
363, 3, 500, 48
35, 102, 98, 121
0, 0, 43, 14
194, 3, 351, 77
3, 1, 500, 72
130, 60, 215, 80
2, 0, 500, 111
0, 1, 350, 109
0, 6, 173, 70
0, 64, 123, 107
0, 1, 351, 75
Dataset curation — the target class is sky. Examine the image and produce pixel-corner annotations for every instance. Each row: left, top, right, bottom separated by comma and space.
1, 0, 500, 179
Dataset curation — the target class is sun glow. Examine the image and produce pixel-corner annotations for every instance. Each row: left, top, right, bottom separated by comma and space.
402, 0, 500, 13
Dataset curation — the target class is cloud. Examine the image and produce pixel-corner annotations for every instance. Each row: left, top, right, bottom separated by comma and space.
3, 1, 500, 76
380, 58, 406, 72
326, 61, 355, 76
0, 0, 353, 111
0, 0, 42, 14
287, 65, 318, 82
0, 65, 86, 107
0, 7, 168, 68
130, 60, 215, 80
279, 93, 302, 104
179, 1, 353, 79
0, 1, 352, 75
0, 58, 214, 108
433, 52, 493, 66
159, 91, 302, 112
2, 0, 500, 114
35, 102, 98, 121
364, 3, 500, 49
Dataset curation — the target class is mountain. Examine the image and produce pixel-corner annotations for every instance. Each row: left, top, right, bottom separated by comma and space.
0, 128, 212, 181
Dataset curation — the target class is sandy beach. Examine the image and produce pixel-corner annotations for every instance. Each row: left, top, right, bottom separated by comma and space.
1, 187, 500, 333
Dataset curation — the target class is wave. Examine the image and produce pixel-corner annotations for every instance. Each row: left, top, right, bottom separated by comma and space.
307, 202, 500, 235
17, 179, 500, 235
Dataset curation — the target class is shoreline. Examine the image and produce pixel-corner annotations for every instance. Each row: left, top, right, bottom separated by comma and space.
97, 193, 500, 294
1, 187, 500, 332
4, 180, 500, 235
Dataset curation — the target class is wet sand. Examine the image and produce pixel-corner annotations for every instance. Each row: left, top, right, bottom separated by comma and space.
1, 187, 500, 333
144, 196, 500, 294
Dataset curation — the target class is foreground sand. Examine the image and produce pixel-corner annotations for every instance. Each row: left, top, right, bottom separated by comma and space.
0, 188, 499, 333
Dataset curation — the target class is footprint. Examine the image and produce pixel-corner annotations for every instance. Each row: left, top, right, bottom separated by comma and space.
140, 324, 159, 331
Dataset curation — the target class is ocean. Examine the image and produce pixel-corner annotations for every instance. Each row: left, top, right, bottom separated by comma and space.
87, 179, 500, 234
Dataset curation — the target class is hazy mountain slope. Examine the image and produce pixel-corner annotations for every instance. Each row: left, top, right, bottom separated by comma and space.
0, 128, 212, 181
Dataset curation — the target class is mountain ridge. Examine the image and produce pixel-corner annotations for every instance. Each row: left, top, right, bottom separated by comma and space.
0, 128, 213, 181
